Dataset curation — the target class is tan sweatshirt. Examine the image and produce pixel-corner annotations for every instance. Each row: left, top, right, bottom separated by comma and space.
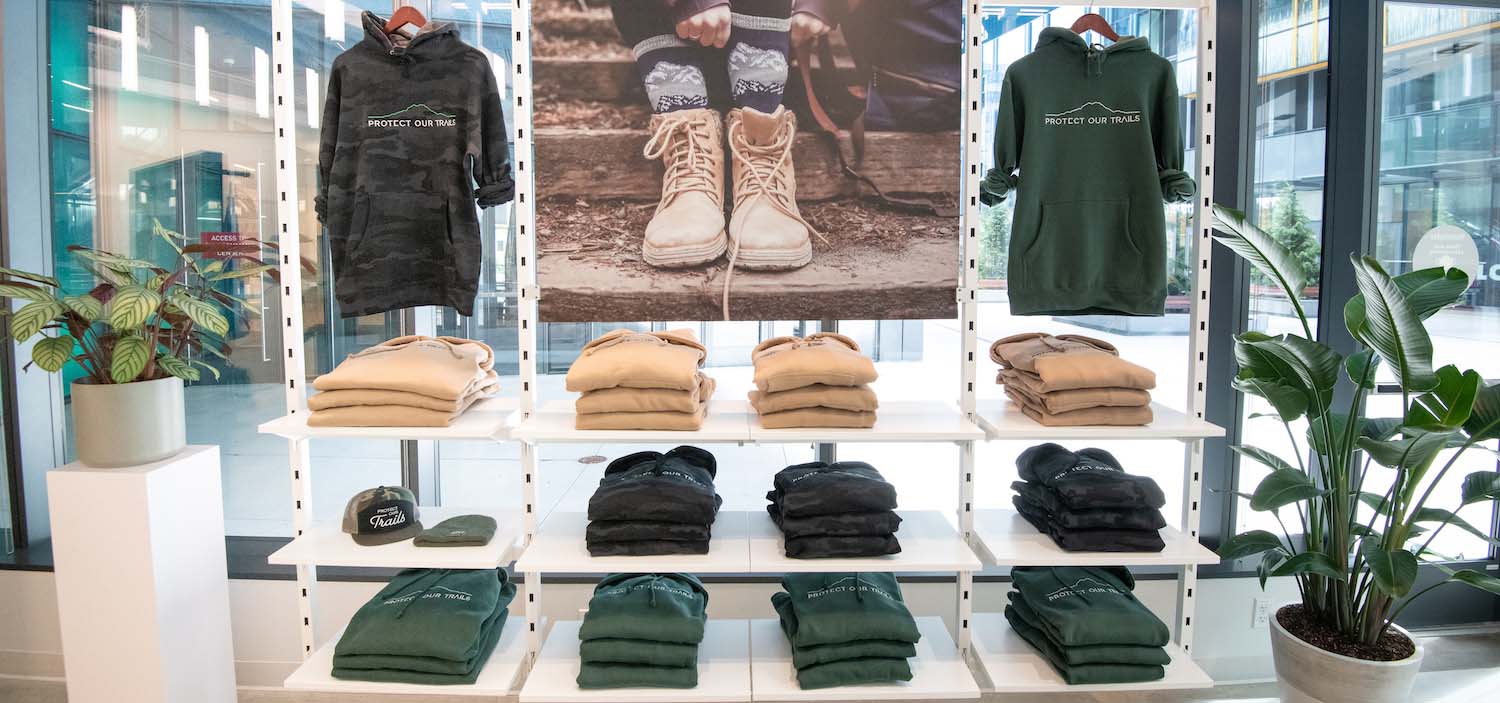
1006, 388, 1154, 427
576, 374, 716, 415
751, 333, 878, 393
989, 332, 1155, 392
748, 384, 879, 414
309, 374, 499, 412
564, 328, 706, 393
313, 336, 496, 400
999, 370, 1150, 414
756, 406, 877, 429
307, 393, 483, 427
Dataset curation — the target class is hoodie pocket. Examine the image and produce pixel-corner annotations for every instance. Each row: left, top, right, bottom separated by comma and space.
1025, 199, 1140, 290
345, 191, 454, 290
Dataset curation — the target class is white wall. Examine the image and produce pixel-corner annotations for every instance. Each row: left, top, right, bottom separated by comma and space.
0, 569, 1295, 687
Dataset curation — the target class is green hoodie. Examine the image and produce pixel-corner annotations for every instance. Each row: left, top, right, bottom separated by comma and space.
982, 28, 1195, 317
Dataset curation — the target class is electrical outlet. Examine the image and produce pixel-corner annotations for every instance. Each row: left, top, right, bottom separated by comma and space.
1252, 597, 1271, 629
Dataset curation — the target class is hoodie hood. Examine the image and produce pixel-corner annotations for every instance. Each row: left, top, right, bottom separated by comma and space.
1036, 27, 1150, 76
360, 11, 460, 57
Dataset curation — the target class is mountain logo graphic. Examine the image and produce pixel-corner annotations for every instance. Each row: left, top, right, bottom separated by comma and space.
1044, 101, 1140, 119
1044, 577, 1123, 600
369, 103, 457, 120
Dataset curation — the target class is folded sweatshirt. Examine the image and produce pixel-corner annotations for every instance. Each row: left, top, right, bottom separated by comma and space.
587, 539, 710, 557
1012, 482, 1166, 531
757, 406, 877, 429
579, 638, 699, 668
749, 384, 879, 414
578, 573, 709, 645
310, 374, 499, 412
565, 328, 706, 393
573, 395, 711, 431
770, 594, 916, 669
333, 598, 506, 678
334, 568, 515, 662
1010, 567, 1170, 647
770, 461, 899, 517
314, 335, 495, 400
777, 573, 921, 648
308, 393, 482, 427
990, 333, 1156, 392
586, 520, 713, 544
999, 371, 1151, 413
1014, 496, 1166, 552
577, 374, 715, 415
1018, 444, 1167, 509
577, 662, 698, 689
784, 533, 902, 559
588, 447, 722, 525
1008, 388, 1154, 427
768, 506, 904, 539
752, 333, 879, 392
1004, 605, 1165, 684
1006, 593, 1170, 666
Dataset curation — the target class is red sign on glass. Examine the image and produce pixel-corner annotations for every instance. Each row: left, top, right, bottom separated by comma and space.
199, 231, 254, 259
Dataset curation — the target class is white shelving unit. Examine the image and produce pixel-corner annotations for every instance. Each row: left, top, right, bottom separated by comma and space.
256, 0, 1224, 698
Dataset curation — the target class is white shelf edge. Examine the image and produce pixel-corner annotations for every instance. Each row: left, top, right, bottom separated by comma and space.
972, 509, 1220, 568
970, 613, 1213, 693
973, 399, 1225, 441
268, 507, 525, 569
284, 619, 528, 696
257, 397, 520, 442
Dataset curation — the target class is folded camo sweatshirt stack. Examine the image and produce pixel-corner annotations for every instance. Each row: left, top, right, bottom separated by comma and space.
566, 328, 716, 431
577, 573, 708, 689
586, 447, 722, 556
772, 572, 921, 689
1012, 443, 1167, 552
1006, 566, 1170, 685
766, 461, 902, 558
990, 332, 1155, 426
749, 333, 879, 429
331, 568, 515, 684
310, 335, 498, 427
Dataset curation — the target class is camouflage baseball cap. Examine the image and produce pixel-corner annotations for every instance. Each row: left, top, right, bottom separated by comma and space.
341, 486, 422, 546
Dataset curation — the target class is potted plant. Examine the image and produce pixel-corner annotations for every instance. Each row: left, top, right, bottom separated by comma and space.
0, 221, 285, 467
1211, 205, 1500, 703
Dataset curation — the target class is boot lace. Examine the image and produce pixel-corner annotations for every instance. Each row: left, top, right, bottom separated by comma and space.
643, 112, 721, 214
722, 114, 824, 320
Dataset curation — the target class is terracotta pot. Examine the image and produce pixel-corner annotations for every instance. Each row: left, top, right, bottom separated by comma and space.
70, 377, 186, 467
1270, 603, 1423, 703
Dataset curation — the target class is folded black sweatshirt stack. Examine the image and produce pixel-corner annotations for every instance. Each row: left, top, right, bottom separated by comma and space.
1011, 443, 1167, 552
1007, 566, 1170, 685
766, 461, 902, 559
587, 447, 722, 556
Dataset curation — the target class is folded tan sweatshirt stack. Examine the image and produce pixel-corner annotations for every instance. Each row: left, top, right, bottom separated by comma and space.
749, 333, 879, 429
565, 328, 716, 430
309, 336, 498, 427
990, 332, 1155, 427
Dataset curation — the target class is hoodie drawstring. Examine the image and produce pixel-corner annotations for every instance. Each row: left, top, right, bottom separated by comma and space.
647, 574, 663, 607
854, 572, 865, 603
1086, 45, 1107, 77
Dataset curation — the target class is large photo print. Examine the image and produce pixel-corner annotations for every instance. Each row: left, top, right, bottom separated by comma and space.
533, 0, 962, 321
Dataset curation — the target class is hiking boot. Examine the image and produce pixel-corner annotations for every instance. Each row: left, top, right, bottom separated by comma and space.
641, 108, 728, 268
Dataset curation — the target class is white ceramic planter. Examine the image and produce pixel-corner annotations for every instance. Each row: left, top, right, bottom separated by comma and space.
71, 376, 186, 467
1270, 604, 1423, 703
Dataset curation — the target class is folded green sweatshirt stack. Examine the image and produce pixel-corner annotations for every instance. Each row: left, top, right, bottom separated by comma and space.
1007, 566, 1170, 685
577, 573, 709, 689
332, 568, 515, 684
772, 572, 921, 689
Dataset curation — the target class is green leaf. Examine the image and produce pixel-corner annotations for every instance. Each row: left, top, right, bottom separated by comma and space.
61, 294, 104, 321
168, 291, 230, 337
1250, 469, 1325, 511
1463, 383, 1500, 441
1258, 550, 1287, 589
1349, 255, 1437, 391
1436, 567, 1500, 597
1360, 540, 1418, 598
1233, 377, 1309, 422
1407, 507, 1500, 548
1240, 334, 1341, 418
1219, 530, 1286, 560
1408, 365, 1481, 430
1232, 445, 1299, 474
1356, 430, 1452, 472
107, 286, 162, 330
1349, 267, 1471, 328
68, 246, 161, 272
1460, 471, 1500, 506
110, 336, 150, 383
0, 282, 53, 302
1344, 349, 1379, 388
1271, 551, 1344, 580
31, 335, 75, 372
191, 359, 222, 380
1211, 205, 1309, 301
1361, 417, 1404, 443
155, 355, 200, 382
11, 299, 66, 341
0, 266, 60, 287
208, 263, 275, 281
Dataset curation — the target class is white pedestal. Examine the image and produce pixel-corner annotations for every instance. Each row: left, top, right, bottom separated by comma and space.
47, 445, 236, 703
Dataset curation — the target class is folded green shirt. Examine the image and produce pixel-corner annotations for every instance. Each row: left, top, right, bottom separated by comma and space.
580, 638, 699, 668
1005, 605, 1164, 685
335, 568, 515, 662
772, 592, 916, 669
332, 601, 508, 685
578, 573, 709, 645
1007, 593, 1169, 666
577, 662, 698, 689
334, 604, 508, 675
1010, 566, 1169, 647
778, 573, 921, 648
793, 657, 913, 690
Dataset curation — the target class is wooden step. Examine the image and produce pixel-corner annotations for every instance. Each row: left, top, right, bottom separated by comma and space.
536, 128, 959, 202
536, 199, 959, 322
535, 56, 857, 104
534, 7, 617, 42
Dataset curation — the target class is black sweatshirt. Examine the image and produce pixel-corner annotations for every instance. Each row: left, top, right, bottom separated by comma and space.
316, 12, 514, 318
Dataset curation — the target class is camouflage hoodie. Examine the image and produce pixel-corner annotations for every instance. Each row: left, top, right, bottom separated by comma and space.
316, 12, 514, 317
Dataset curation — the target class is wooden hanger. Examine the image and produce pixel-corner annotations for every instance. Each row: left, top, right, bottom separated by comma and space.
384, 6, 427, 34
1070, 13, 1120, 42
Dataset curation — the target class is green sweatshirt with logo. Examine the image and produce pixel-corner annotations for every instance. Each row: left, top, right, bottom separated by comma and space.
982, 28, 1195, 317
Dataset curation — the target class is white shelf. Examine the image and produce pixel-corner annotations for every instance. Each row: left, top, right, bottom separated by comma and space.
747, 510, 982, 573
747, 400, 985, 443
284, 619, 527, 696
972, 509, 1219, 567
515, 511, 751, 573
512, 399, 753, 443
748, 617, 980, 701
258, 396, 519, 441
969, 613, 1212, 693
268, 507, 523, 569
519, 619, 752, 703
974, 399, 1224, 441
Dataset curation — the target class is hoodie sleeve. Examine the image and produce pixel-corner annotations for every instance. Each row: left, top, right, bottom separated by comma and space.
1154, 62, 1196, 204
980, 69, 1022, 207
315, 65, 341, 224
473, 58, 515, 209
